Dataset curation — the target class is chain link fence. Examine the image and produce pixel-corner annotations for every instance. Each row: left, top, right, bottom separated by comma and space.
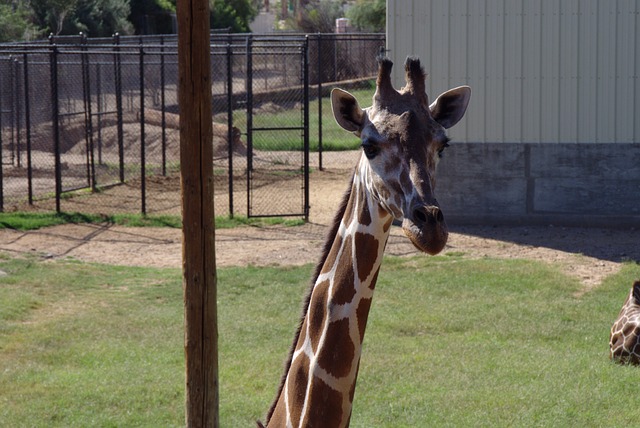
0, 32, 384, 218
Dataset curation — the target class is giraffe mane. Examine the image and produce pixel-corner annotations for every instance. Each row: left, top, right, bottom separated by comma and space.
633, 280, 640, 304
261, 169, 356, 426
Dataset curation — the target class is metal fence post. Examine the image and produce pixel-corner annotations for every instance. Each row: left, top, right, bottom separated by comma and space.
316, 33, 323, 171
96, 61, 103, 165
333, 36, 338, 82
49, 35, 61, 213
23, 53, 33, 204
160, 35, 167, 176
7, 56, 14, 166
303, 36, 310, 221
226, 43, 234, 218
81, 32, 97, 191
245, 35, 253, 215
113, 33, 125, 183
139, 41, 146, 215
0, 59, 4, 211
80, 33, 89, 186
13, 57, 21, 168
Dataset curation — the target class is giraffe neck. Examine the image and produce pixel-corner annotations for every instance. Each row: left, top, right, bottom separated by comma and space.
267, 160, 393, 428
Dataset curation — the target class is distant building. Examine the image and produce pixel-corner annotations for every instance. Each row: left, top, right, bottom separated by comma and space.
386, 0, 639, 145
386, 0, 640, 227
335, 18, 351, 34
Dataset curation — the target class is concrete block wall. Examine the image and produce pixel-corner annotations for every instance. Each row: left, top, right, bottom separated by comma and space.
436, 143, 640, 228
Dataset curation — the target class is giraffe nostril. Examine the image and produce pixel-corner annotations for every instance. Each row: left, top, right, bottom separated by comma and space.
413, 208, 427, 224
435, 208, 444, 223
427, 208, 438, 225
413, 206, 444, 224
413, 206, 443, 225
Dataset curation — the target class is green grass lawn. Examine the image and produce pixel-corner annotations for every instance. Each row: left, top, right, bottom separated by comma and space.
1, 254, 639, 427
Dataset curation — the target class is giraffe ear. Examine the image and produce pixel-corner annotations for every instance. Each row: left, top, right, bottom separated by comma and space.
633, 281, 640, 304
429, 85, 471, 129
331, 88, 365, 133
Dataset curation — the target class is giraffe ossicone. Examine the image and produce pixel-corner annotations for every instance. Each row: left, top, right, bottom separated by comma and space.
259, 56, 471, 428
610, 280, 640, 364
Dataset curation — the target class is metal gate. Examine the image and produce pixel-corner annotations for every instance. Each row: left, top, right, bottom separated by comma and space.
244, 36, 309, 220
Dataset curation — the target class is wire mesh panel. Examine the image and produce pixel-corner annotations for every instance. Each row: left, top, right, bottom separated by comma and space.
0, 57, 28, 209
56, 48, 91, 194
88, 49, 125, 189
24, 51, 52, 208
245, 38, 309, 219
0, 50, 58, 210
138, 42, 182, 215
210, 42, 244, 219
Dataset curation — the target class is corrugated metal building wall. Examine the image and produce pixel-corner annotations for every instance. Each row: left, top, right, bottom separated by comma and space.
387, 0, 639, 145
385, 0, 640, 227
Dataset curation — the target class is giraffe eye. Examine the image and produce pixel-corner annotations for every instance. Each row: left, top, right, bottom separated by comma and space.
437, 139, 450, 159
361, 142, 379, 159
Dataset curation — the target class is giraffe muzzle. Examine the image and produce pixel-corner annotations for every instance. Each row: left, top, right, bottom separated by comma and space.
402, 204, 448, 255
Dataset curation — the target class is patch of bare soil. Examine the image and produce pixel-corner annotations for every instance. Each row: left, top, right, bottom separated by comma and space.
0, 154, 637, 296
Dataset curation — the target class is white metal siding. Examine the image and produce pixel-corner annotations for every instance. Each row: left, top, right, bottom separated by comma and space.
386, 0, 640, 143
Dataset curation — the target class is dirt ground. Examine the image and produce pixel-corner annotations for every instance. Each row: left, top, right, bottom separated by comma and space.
0, 158, 637, 297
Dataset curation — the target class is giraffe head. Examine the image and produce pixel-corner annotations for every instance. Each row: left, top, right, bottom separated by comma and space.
610, 280, 640, 364
331, 56, 471, 255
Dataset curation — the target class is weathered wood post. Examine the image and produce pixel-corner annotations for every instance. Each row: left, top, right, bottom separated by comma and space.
176, 0, 218, 426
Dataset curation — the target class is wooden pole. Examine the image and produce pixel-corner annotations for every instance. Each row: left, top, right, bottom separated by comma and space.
176, 0, 218, 426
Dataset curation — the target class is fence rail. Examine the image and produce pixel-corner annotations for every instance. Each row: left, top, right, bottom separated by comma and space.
0, 32, 385, 217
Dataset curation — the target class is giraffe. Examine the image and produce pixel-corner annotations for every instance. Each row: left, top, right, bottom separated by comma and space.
258, 56, 471, 427
610, 280, 640, 364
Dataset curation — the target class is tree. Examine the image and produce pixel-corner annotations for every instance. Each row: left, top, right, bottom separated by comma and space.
347, 0, 385, 33
30, 0, 133, 36
210, 0, 257, 33
129, 0, 176, 34
30, 0, 79, 35
64, 0, 133, 36
276, 0, 345, 33
0, 1, 41, 41
294, 0, 343, 33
